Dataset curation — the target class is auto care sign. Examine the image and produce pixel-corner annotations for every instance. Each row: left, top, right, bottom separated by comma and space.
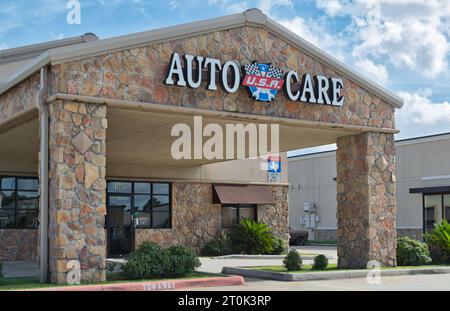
164, 53, 344, 106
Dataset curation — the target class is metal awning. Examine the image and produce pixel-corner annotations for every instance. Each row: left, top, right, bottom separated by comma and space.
213, 184, 275, 204
409, 186, 450, 194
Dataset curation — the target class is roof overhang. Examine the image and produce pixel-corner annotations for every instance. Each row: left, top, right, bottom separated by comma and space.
0, 8, 403, 108
409, 186, 450, 194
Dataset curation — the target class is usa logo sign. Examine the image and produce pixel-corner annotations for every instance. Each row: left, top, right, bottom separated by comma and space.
165, 52, 344, 107
242, 62, 284, 102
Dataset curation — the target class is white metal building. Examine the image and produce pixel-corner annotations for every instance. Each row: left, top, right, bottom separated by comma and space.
288, 132, 450, 241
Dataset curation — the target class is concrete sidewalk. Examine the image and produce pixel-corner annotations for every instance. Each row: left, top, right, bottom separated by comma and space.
198, 246, 338, 274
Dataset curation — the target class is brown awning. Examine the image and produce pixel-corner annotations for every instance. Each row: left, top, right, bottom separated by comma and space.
213, 184, 275, 204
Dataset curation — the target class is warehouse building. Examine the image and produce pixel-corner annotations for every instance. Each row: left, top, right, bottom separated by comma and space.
288, 132, 450, 241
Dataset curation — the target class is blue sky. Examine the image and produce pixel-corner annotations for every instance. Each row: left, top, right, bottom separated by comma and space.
1, 0, 449, 155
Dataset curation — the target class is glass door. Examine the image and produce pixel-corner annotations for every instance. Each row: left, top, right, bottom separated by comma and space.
107, 195, 132, 257
107, 181, 133, 257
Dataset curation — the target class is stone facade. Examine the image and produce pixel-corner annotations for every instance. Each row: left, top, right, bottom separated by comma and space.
0, 73, 39, 124
0, 18, 400, 281
336, 132, 397, 268
258, 185, 289, 242
135, 183, 289, 252
0, 229, 38, 261
47, 100, 107, 283
51, 26, 395, 131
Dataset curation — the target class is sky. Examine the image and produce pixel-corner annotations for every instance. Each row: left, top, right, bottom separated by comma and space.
0, 0, 449, 155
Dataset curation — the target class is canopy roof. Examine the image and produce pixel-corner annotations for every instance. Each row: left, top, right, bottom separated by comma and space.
0, 8, 403, 108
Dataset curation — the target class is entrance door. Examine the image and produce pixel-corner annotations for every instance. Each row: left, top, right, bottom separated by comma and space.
106, 181, 134, 257
106, 181, 171, 257
107, 195, 133, 257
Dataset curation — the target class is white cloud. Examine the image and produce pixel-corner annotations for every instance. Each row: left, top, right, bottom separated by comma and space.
396, 89, 450, 138
258, 0, 293, 14
207, 0, 251, 14
354, 59, 389, 86
278, 16, 346, 61
316, 0, 450, 79
0, 43, 8, 50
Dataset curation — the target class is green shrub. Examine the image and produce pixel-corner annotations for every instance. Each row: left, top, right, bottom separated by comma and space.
166, 245, 201, 276
230, 219, 277, 255
312, 254, 328, 270
425, 220, 450, 264
397, 236, 432, 266
283, 249, 303, 271
268, 238, 286, 255
201, 235, 233, 256
123, 242, 200, 279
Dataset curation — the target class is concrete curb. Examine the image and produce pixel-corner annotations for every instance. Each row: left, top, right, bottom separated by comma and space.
212, 254, 335, 260
27, 275, 244, 291
222, 266, 450, 282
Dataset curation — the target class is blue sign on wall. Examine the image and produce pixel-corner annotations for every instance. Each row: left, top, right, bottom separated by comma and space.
267, 156, 281, 173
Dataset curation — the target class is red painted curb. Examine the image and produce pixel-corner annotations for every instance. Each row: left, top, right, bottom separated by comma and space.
28, 276, 245, 291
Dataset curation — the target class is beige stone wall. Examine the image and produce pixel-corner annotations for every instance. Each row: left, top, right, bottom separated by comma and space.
336, 132, 397, 268
0, 229, 38, 261
52, 26, 395, 130
258, 185, 289, 242
0, 73, 39, 124
135, 183, 289, 252
48, 100, 107, 283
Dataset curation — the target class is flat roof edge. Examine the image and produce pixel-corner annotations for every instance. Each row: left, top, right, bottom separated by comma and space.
0, 8, 403, 109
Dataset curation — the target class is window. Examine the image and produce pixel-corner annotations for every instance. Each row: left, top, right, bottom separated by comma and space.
444, 194, 450, 222
222, 204, 256, 229
107, 181, 171, 229
423, 193, 450, 232
0, 176, 39, 229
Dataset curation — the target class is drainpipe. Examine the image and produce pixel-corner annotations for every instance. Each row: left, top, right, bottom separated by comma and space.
36, 67, 49, 283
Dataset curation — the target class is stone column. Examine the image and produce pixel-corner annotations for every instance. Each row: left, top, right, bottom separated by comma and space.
48, 100, 107, 284
336, 132, 397, 269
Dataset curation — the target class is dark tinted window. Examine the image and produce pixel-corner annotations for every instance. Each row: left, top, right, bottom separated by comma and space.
0, 176, 39, 229
107, 181, 171, 229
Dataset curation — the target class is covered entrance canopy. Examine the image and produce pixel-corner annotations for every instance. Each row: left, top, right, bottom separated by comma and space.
0, 8, 403, 283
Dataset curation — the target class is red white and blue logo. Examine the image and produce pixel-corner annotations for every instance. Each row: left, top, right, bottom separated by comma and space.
242, 62, 284, 102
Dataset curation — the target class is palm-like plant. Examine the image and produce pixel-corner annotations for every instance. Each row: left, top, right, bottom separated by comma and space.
229, 218, 276, 254
425, 220, 450, 263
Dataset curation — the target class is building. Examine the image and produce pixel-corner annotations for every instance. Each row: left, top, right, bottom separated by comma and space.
0, 8, 403, 283
288, 132, 450, 241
